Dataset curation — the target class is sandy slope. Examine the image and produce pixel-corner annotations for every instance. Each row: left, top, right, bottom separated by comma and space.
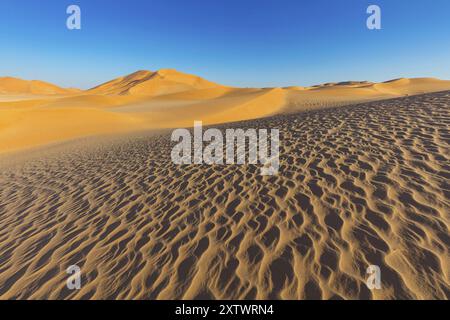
0, 77, 80, 95
1, 71, 450, 153
0, 91, 448, 299
87, 69, 221, 96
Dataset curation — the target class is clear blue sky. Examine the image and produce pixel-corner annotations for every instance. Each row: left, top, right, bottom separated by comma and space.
1, 0, 449, 89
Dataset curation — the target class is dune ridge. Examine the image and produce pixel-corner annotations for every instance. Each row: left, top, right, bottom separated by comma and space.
1, 71, 450, 153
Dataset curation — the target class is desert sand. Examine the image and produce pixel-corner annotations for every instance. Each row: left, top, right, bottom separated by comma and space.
0, 81, 449, 299
0, 70, 450, 299
1, 70, 450, 153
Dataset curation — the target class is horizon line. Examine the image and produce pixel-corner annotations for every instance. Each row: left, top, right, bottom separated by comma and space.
1, 69, 449, 91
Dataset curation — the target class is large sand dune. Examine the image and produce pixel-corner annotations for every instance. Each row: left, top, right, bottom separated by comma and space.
87, 69, 221, 96
0, 91, 449, 299
1, 71, 450, 153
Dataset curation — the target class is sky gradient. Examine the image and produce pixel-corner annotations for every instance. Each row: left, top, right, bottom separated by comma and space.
1, 0, 450, 89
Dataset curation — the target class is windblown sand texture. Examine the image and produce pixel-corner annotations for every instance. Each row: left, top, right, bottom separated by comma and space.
0, 90, 449, 299
1, 70, 450, 153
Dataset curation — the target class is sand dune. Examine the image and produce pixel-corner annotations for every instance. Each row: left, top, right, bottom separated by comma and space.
0, 107, 141, 153
87, 69, 221, 96
1, 71, 450, 154
284, 78, 450, 113
374, 77, 450, 95
0, 77, 80, 95
0, 91, 448, 299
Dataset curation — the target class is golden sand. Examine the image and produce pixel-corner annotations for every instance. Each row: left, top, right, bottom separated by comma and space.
0, 71, 449, 299
1, 71, 450, 153
0, 91, 448, 299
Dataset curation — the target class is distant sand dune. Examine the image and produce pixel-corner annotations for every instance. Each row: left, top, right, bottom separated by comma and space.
0, 91, 448, 299
1, 71, 450, 153
87, 69, 221, 96
0, 77, 80, 95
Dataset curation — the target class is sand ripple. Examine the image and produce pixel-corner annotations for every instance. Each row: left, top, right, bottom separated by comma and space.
0, 92, 449, 299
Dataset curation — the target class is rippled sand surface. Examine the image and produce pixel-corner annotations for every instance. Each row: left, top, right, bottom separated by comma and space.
0, 92, 449, 299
